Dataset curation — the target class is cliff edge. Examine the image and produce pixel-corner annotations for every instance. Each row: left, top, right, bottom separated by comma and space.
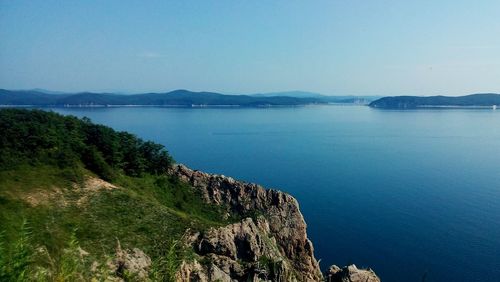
169, 164, 380, 282
0, 109, 380, 281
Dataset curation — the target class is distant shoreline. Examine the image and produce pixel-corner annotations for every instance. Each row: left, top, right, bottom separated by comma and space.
0, 103, 326, 108
416, 105, 497, 109
369, 93, 500, 109
0, 102, 372, 108
1, 104, 497, 109
0, 89, 377, 107
372, 105, 498, 110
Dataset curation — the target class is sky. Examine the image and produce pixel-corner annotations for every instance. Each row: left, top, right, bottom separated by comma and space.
0, 0, 499, 96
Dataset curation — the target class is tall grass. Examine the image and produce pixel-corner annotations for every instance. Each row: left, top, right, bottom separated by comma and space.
150, 240, 184, 282
0, 220, 33, 281
0, 231, 8, 280
0, 223, 89, 281
0, 222, 185, 281
53, 230, 87, 281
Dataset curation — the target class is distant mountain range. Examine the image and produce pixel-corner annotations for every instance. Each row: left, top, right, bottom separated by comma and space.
369, 93, 500, 109
251, 91, 379, 103
3, 89, 498, 108
250, 91, 326, 98
0, 89, 379, 106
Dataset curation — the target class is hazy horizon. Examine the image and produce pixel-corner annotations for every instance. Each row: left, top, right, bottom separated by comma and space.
2, 87, 500, 98
1, 1, 499, 96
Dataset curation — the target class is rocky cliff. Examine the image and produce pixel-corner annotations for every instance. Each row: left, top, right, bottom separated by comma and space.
169, 164, 380, 282
0, 109, 379, 281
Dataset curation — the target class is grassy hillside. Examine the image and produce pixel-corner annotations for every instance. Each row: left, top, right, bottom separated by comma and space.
0, 109, 235, 281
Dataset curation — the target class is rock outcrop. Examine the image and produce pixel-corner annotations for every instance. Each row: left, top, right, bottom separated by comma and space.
170, 164, 321, 281
110, 241, 152, 280
169, 164, 380, 282
177, 217, 298, 281
325, 264, 380, 282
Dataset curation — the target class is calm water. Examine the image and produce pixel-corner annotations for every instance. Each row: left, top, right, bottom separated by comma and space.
49, 105, 500, 282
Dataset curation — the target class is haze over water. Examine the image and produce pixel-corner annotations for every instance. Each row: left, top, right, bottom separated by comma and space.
49, 105, 500, 282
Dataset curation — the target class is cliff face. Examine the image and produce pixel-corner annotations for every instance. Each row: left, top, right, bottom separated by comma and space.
170, 164, 322, 281
169, 165, 380, 282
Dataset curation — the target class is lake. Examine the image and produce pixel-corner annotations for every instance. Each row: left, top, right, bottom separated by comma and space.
48, 105, 500, 282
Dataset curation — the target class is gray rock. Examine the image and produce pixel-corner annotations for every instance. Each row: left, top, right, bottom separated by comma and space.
170, 164, 380, 282
169, 164, 322, 281
326, 264, 380, 282
110, 241, 151, 280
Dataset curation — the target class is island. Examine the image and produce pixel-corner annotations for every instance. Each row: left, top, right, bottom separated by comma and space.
369, 93, 500, 109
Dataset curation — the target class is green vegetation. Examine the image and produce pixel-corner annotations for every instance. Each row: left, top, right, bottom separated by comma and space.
0, 89, 325, 107
0, 109, 232, 280
0, 108, 173, 179
369, 93, 500, 109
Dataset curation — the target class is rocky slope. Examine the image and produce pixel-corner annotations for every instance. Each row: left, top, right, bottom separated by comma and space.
169, 164, 380, 282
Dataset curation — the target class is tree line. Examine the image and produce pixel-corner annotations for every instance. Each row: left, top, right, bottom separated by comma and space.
0, 109, 174, 180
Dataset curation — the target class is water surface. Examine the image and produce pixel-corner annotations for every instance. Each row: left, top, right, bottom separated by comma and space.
49, 105, 500, 282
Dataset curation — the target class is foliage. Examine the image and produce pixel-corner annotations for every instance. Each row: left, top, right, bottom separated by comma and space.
0, 109, 236, 280
0, 220, 33, 281
1, 223, 100, 281
0, 223, 199, 281
0, 109, 174, 178
149, 240, 184, 282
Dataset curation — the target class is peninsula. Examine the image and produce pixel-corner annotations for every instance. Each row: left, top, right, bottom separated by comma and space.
0, 109, 379, 281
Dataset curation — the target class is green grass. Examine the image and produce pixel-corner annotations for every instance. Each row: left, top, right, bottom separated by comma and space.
0, 109, 243, 280
0, 164, 234, 280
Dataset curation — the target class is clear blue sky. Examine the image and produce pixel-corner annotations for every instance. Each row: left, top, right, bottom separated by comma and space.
1, 0, 499, 95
